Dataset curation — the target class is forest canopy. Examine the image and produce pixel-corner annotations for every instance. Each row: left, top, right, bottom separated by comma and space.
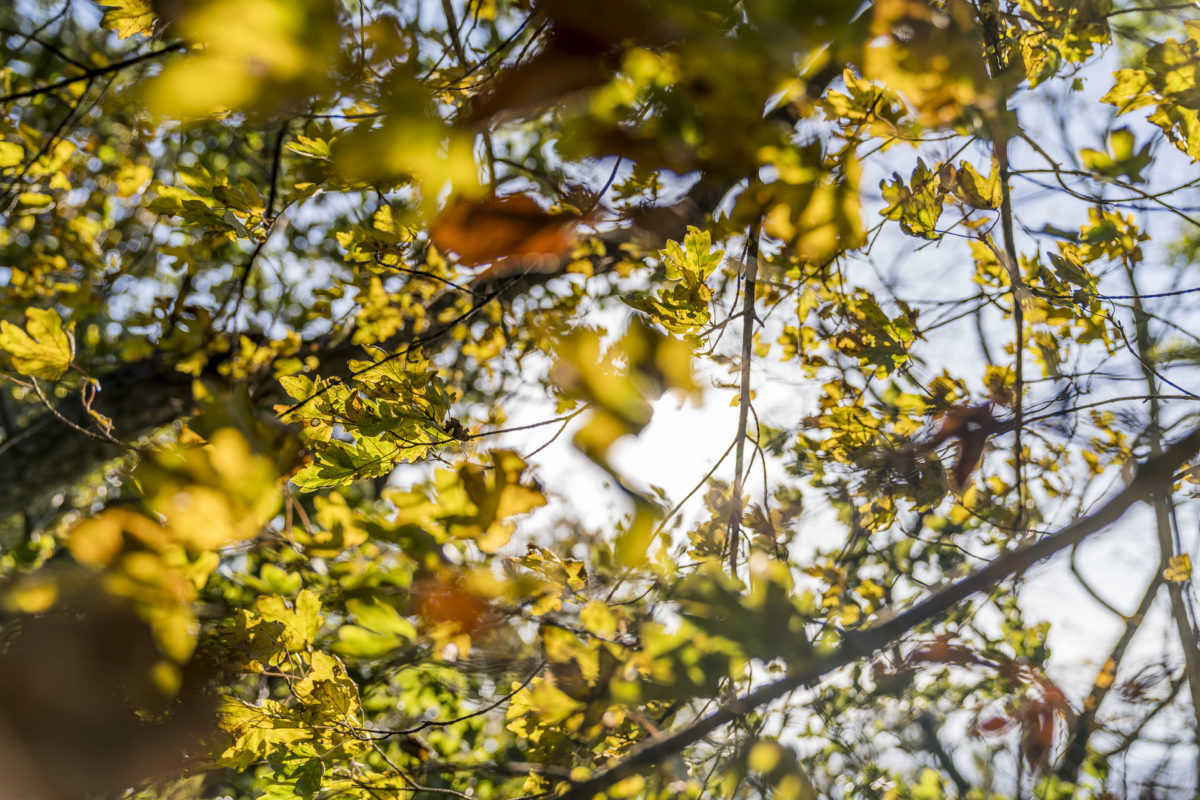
3, 0, 1200, 798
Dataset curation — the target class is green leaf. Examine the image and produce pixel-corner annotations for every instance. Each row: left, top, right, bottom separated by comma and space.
294, 759, 325, 800
333, 625, 403, 658
624, 226, 723, 335
1080, 127, 1153, 182
345, 596, 416, 640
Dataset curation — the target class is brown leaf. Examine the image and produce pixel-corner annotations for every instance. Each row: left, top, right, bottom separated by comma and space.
0, 593, 216, 800
905, 637, 990, 668
976, 714, 1015, 736
467, 47, 608, 122
974, 714, 1012, 738
412, 575, 496, 636
466, 0, 670, 122
924, 404, 999, 493
1017, 699, 1057, 768
950, 434, 988, 494
1118, 667, 1168, 702
429, 194, 580, 267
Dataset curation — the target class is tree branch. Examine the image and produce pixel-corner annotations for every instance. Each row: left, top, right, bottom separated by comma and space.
916, 712, 970, 797
0, 186, 720, 520
555, 428, 1200, 800
1123, 258, 1200, 784
1056, 570, 1163, 783
978, 2, 1028, 531
0, 43, 185, 104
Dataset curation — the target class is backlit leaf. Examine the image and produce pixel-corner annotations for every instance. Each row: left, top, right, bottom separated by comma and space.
0, 307, 74, 379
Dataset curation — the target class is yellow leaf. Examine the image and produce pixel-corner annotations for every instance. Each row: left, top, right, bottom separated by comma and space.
142, 0, 339, 118
477, 520, 516, 554
0, 141, 24, 168
99, 0, 155, 38
580, 600, 617, 637
614, 500, 659, 568
18, 192, 54, 209
0, 307, 75, 379
1165, 554, 1192, 583
115, 162, 154, 197
954, 160, 1002, 209
2, 577, 58, 613
139, 428, 282, 551
748, 741, 784, 773
151, 605, 199, 662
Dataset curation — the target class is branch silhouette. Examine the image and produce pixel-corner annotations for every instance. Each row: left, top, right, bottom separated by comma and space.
0, 43, 185, 105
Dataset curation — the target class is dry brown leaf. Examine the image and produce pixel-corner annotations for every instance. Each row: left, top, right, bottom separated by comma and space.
466, 0, 667, 122
429, 193, 580, 267
411, 575, 496, 636
925, 404, 1000, 493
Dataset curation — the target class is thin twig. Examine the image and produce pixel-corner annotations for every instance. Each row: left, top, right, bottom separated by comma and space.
653, 437, 738, 537
521, 407, 587, 460
29, 378, 125, 448
441, 0, 496, 184
727, 226, 759, 576
277, 280, 516, 420
1057, 570, 1163, 782
360, 660, 544, 737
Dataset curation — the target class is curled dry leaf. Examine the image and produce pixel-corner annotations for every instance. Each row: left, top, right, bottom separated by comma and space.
924, 404, 1000, 493
1016, 695, 1059, 768
976, 713, 1015, 736
1118, 666, 1170, 703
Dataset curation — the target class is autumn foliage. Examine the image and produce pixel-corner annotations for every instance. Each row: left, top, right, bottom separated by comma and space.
2, 1, 1200, 799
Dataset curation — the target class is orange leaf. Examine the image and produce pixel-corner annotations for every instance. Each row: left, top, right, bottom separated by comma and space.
429, 194, 579, 267
411, 575, 495, 636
